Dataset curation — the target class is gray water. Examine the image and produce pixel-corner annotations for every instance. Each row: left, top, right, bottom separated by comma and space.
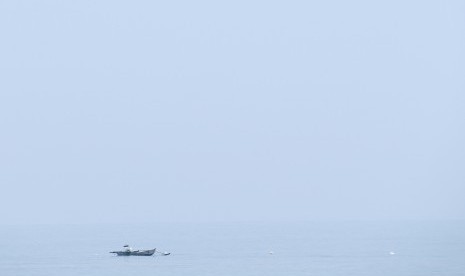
1, 221, 464, 276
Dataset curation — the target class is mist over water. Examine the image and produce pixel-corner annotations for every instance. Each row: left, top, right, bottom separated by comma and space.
0, 1, 464, 275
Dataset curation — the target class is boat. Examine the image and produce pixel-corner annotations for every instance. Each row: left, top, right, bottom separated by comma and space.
110, 245, 156, 256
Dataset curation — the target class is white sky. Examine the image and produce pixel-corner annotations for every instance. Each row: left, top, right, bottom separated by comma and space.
0, 0, 464, 224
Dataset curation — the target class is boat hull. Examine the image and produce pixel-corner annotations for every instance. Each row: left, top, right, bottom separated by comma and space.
111, 249, 156, 256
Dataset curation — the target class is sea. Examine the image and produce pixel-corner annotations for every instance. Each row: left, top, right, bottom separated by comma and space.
1, 221, 464, 276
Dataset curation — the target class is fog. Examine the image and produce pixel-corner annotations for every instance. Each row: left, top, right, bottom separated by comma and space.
0, 0, 464, 224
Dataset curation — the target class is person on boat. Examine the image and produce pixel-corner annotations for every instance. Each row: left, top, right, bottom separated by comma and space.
123, 245, 132, 252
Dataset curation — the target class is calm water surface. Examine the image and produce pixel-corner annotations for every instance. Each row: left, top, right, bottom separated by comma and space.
1, 221, 464, 276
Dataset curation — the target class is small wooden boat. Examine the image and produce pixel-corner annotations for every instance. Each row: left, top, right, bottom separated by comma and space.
110, 245, 156, 256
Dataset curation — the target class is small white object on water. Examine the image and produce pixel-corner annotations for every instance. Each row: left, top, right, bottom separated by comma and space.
389, 251, 396, 255
269, 251, 274, 255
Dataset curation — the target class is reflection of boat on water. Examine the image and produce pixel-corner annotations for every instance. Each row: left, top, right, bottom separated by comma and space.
110, 245, 156, 256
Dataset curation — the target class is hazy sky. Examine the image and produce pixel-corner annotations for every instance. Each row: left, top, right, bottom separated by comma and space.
0, 0, 464, 224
